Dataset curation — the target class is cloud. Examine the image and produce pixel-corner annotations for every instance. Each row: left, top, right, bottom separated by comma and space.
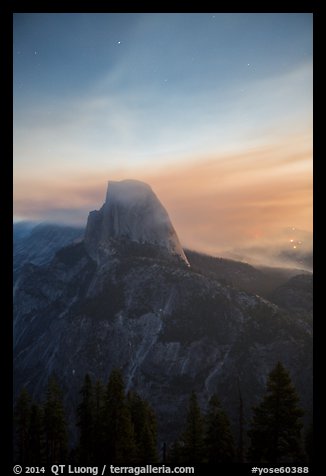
14, 57, 312, 180
145, 144, 312, 251
14, 139, 312, 263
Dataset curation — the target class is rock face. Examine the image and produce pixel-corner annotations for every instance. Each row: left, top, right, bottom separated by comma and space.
13, 222, 83, 282
13, 181, 313, 447
84, 180, 189, 266
270, 274, 313, 313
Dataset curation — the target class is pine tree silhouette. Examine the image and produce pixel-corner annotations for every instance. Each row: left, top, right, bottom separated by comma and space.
248, 362, 304, 464
43, 375, 68, 464
127, 390, 158, 464
103, 369, 137, 464
181, 391, 205, 464
204, 394, 235, 463
76, 374, 94, 464
28, 403, 44, 464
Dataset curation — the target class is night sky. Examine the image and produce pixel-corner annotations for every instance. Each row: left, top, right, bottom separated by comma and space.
13, 13, 312, 259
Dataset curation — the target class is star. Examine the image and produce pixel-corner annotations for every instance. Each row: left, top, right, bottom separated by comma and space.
117, 41, 121, 45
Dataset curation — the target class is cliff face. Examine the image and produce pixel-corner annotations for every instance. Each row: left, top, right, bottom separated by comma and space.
13, 181, 312, 445
13, 222, 83, 282
84, 180, 189, 266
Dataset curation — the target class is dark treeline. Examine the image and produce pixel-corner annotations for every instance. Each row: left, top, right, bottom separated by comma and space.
14, 375, 68, 465
14, 370, 158, 466
14, 362, 312, 465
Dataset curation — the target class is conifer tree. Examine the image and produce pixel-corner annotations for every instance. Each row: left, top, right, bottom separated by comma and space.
127, 391, 158, 464
14, 387, 32, 464
92, 379, 106, 463
76, 374, 94, 464
28, 403, 44, 464
181, 391, 205, 464
248, 362, 304, 464
43, 375, 68, 464
103, 369, 137, 464
204, 394, 235, 463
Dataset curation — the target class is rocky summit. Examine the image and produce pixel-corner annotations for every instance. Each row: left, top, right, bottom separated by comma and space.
13, 180, 312, 446
84, 180, 189, 266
